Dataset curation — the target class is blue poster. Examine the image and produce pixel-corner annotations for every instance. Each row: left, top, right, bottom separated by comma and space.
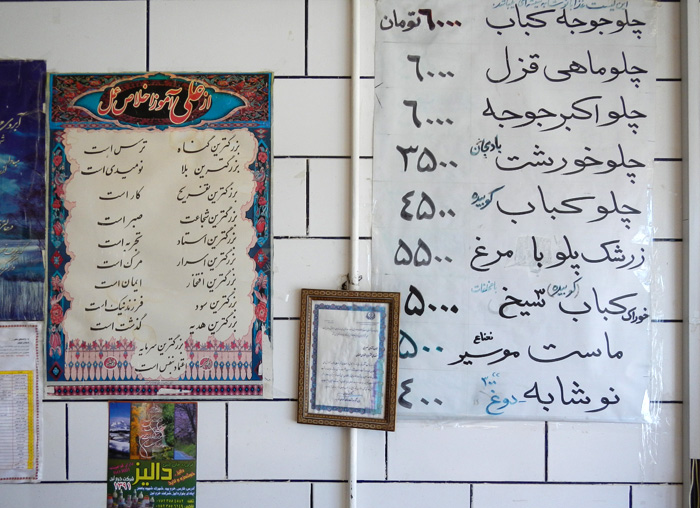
0, 60, 46, 321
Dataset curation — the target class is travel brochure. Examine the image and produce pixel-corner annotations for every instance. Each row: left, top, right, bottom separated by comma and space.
107, 402, 197, 508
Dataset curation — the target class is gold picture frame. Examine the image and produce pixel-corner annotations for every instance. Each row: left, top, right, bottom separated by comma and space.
297, 289, 401, 431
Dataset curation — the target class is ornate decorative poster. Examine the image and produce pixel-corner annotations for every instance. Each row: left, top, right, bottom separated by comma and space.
46, 73, 272, 398
0, 60, 46, 321
372, 1, 656, 421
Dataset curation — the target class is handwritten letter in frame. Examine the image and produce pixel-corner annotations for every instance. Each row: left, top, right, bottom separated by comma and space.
297, 289, 400, 431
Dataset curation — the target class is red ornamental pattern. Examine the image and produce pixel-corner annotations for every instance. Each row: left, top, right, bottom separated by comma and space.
61, 335, 263, 383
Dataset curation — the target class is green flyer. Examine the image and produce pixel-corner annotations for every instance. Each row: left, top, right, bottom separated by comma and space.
107, 402, 197, 508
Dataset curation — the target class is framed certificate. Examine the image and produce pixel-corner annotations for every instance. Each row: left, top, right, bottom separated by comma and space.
297, 289, 400, 431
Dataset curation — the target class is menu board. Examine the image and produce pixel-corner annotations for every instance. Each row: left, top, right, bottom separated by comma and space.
372, 0, 655, 421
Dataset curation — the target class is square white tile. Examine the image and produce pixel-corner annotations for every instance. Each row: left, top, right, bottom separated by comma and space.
272, 157, 308, 238
308, 158, 372, 237
274, 78, 374, 156
227, 400, 345, 480
150, 0, 305, 75
388, 420, 545, 481
314, 481, 470, 508
547, 403, 682, 483
39, 402, 66, 481
307, 0, 375, 77
195, 402, 227, 480
474, 483, 629, 508
67, 402, 108, 481
272, 238, 372, 317
0, 1, 146, 72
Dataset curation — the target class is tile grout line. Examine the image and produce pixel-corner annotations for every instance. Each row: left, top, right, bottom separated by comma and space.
65, 404, 69, 481
146, 0, 150, 72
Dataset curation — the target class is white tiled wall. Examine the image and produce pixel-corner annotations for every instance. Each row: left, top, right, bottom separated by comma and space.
0, 1, 683, 507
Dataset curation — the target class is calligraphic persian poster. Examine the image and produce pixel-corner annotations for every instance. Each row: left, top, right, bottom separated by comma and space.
372, 1, 655, 421
0, 60, 45, 321
46, 73, 272, 398
108, 401, 197, 508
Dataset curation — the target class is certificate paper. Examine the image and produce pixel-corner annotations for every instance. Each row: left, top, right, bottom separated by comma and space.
0, 323, 40, 481
298, 290, 400, 431
311, 301, 388, 417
